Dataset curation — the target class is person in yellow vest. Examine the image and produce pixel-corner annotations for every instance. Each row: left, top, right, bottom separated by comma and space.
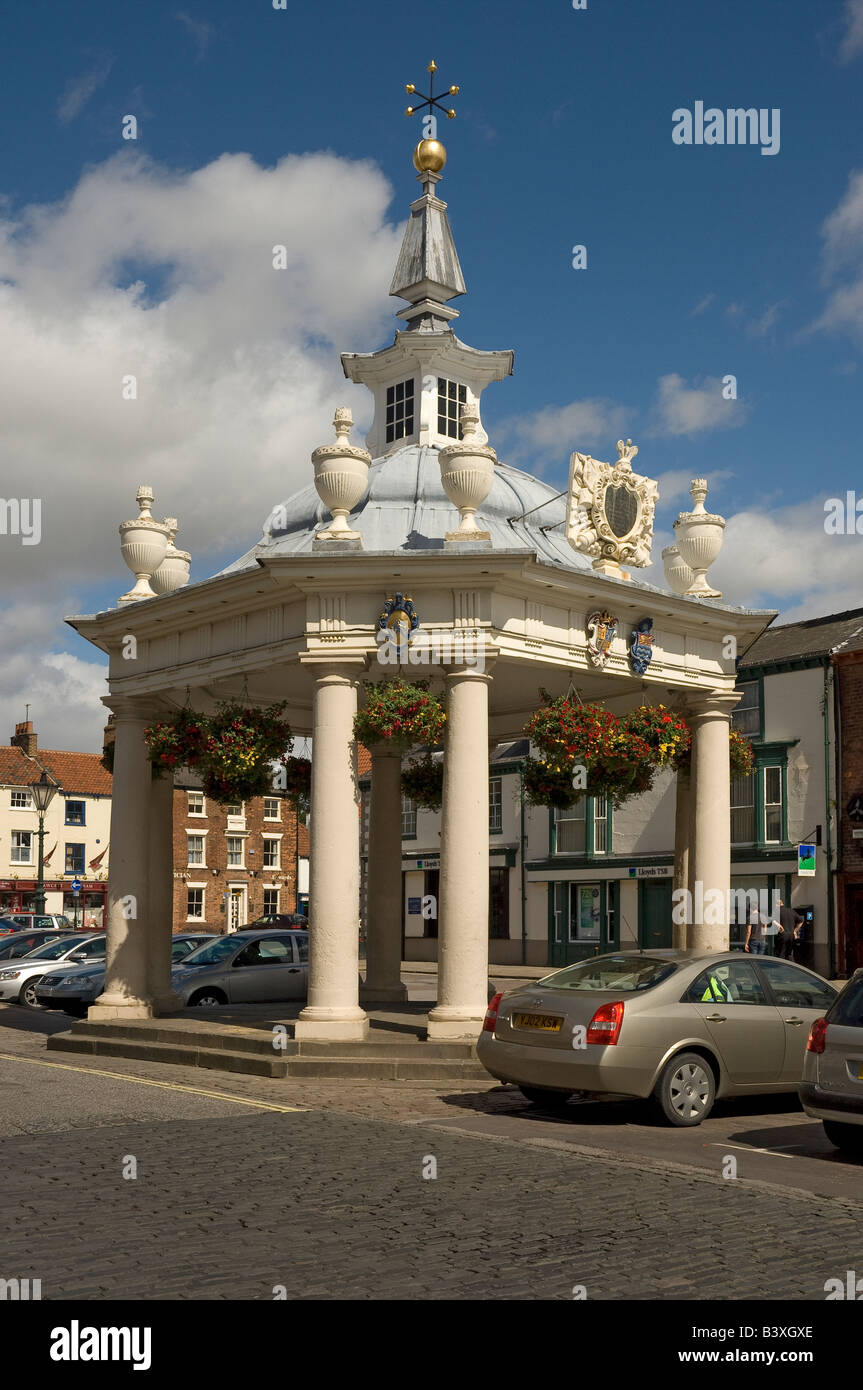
701, 971, 731, 1003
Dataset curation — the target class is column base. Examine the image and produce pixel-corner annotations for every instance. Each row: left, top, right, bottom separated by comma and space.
151, 990, 184, 1015
359, 981, 408, 1004
294, 1006, 369, 1041
426, 1005, 485, 1041
87, 1000, 155, 1021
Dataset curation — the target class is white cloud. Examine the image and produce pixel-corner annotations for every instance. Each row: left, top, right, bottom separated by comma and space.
812, 168, 863, 343
690, 293, 715, 316
0, 147, 405, 749
647, 373, 748, 437
175, 11, 215, 62
57, 54, 113, 125
655, 469, 734, 510
0, 595, 108, 753
839, 0, 863, 62
497, 397, 630, 468
746, 300, 788, 340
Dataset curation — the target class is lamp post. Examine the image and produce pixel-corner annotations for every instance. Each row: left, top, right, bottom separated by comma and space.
30, 771, 59, 916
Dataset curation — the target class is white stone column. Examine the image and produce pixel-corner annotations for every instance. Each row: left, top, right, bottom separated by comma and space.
427, 662, 494, 1040
147, 767, 182, 1013
295, 660, 368, 1040
672, 767, 691, 951
688, 692, 740, 953
90, 698, 156, 1019
361, 745, 408, 1003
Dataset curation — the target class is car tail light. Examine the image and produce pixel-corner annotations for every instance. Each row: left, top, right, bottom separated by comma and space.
807, 1017, 828, 1054
483, 992, 503, 1032
586, 1001, 624, 1045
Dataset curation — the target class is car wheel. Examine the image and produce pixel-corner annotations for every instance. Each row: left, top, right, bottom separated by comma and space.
188, 990, 227, 1007
654, 1051, 715, 1127
822, 1120, 863, 1156
19, 976, 42, 1007
518, 1085, 573, 1109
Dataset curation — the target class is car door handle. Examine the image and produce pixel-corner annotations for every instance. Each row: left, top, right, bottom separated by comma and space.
784, 1017, 804, 1026
704, 1013, 726, 1022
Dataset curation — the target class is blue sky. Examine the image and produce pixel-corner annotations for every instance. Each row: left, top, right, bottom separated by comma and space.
1, 0, 862, 748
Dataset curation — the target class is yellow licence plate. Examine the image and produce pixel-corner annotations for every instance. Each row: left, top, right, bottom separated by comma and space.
514, 1012, 563, 1033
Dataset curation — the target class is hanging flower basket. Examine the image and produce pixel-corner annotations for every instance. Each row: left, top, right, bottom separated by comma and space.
401, 754, 444, 811
621, 705, 691, 768
199, 701, 292, 805
354, 678, 445, 750
523, 758, 584, 810
143, 709, 208, 771
729, 729, 755, 779
281, 755, 311, 804
522, 694, 658, 808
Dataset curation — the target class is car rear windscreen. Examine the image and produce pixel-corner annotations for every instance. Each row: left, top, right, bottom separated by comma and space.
829, 978, 863, 1027
538, 956, 679, 992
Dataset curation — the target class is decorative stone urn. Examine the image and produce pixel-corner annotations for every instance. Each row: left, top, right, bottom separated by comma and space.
312, 407, 371, 541
438, 404, 496, 540
151, 517, 191, 594
119, 487, 171, 603
672, 478, 726, 598
661, 544, 694, 595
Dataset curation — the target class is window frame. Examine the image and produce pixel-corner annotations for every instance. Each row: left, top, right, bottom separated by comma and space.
263, 797, 281, 822
552, 798, 613, 857
186, 832, 207, 868
401, 793, 417, 839
489, 777, 503, 835
262, 836, 281, 870
187, 791, 206, 818
186, 886, 205, 921
437, 377, 467, 440
226, 835, 245, 869
262, 887, 280, 915
732, 678, 762, 740
10, 830, 33, 865
10, 789, 32, 810
64, 842, 86, 875
64, 800, 86, 827
385, 378, 415, 445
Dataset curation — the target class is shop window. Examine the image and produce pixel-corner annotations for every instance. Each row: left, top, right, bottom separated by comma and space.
186, 888, 205, 920
65, 843, 85, 874
65, 801, 85, 826
569, 883, 601, 943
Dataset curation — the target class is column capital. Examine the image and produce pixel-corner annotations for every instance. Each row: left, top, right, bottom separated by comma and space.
299, 654, 366, 679
685, 689, 741, 723
369, 742, 403, 762
101, 693, 166, 723
442, 660, 496, 683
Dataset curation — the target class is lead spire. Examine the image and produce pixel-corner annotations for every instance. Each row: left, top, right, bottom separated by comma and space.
390, 60, 466, 330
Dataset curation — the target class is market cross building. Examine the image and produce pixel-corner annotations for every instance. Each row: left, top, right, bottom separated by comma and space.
66, 129, 773, 1041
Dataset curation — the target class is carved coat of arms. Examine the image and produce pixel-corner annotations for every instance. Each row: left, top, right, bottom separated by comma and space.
565, 439, 659, 578
629, 618, 654, 676
378, 593, 419, 650
586, 610, 618, 668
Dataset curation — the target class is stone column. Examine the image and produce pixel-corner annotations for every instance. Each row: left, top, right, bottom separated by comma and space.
90, 698, 156, 1019
688, 691, 740, 953
427, 662, 494, 1040
147, 767, 182, 1013
672, 767, 691, 951
295, 661, 369, 1040
361, 745, 408, 1003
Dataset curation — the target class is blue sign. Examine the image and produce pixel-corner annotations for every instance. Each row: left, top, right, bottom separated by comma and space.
408, 897, 422, 915
71, 879, 83, 893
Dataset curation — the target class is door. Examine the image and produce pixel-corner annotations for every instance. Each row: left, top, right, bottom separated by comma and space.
548, 882, 608, 967
639, 879, 673, 949
755, 958, 839, 1082
689, 958, 785, 1084
228, 887, 246, 933
228, 934, 300, 1002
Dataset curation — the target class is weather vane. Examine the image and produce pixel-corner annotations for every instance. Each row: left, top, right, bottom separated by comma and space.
404, 59, 459, 139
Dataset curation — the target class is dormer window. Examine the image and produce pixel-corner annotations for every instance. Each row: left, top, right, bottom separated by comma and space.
385, 379, 415, 444
438, 378, 466, 439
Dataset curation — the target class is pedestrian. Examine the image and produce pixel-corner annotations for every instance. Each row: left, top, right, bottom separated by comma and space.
744, 909, 767, 955
776, 897, 803, 961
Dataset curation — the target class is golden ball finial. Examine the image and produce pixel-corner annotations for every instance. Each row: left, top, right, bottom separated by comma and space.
413, 138, 446, 173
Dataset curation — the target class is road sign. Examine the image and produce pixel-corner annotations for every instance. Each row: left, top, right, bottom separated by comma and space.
71, 879, 83, 893
797, 844, 816, 878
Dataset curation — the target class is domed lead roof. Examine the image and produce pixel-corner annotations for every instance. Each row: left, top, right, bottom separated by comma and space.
218, 444, 596, 575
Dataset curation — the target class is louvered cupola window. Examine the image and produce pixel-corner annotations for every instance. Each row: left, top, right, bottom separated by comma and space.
385, 379, 415, 443
437, 378, 467, 438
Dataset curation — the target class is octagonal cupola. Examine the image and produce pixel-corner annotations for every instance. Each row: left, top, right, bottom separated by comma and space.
341, 138, 513, 459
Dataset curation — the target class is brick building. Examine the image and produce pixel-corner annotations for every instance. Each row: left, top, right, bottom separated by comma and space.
172, 775, 303, 933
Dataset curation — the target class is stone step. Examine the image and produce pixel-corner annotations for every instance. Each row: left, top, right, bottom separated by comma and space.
58, 1021, 479, 1060
47, 1034, 290, 1078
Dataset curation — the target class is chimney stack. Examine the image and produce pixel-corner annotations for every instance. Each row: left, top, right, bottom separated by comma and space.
11, 721, 37, 756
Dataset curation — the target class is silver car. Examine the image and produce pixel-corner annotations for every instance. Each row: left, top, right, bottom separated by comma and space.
171, 929, 309, 1007
0, 934, 106, 1007
35, 933, 218, 1015
478, 950, 838, 1126
800, 969, 863, 1156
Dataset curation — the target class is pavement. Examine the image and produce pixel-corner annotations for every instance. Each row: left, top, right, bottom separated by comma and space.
2, 992, 863, 1301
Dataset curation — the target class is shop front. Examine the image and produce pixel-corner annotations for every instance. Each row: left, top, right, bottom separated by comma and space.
0, 879, 107, 925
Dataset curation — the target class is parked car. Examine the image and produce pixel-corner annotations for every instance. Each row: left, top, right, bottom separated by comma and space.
478, 950, 838, 1127
800, 969, 863, 1156
171, 929, 309, 1007
0, 929, 77, 961
245, 913, 308, 930
35, 932, 218, 1015
0, 934, 106, 1008
3, 913, 74, 933
0, 917, 25, 937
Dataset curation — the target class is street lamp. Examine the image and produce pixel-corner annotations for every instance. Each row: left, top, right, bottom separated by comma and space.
30, 771, 59, 916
